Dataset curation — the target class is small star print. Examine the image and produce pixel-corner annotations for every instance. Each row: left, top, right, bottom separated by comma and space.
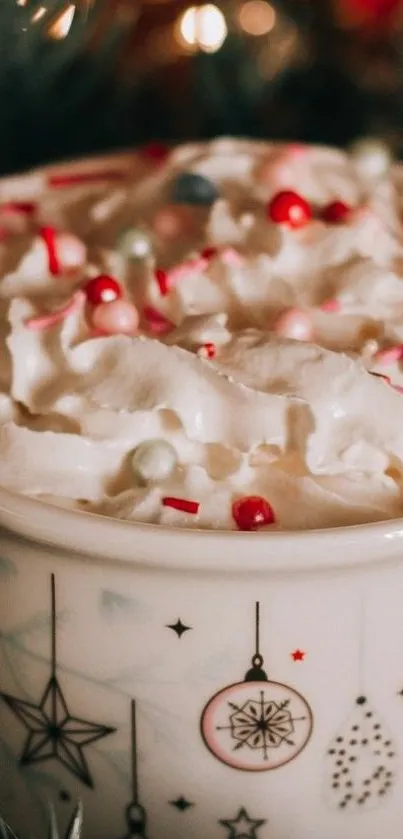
166, 619, 192, 638
291, 649, 306, 661
169, 796, 194, 811
219, 806, 266, 839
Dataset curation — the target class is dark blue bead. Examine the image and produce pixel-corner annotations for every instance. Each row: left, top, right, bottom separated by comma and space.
171, 172, 219, 205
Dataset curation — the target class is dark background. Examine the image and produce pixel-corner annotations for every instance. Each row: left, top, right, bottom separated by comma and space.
1, 0, 402, 174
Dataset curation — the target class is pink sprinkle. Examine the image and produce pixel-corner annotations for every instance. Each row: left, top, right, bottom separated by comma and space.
392, 384, 403, 394
25, 290, 85, 331
221, 247, 244, 267
143, 306, 174, 335
320, 299, 341, 313
48, 170, 125, 188
197, 342, 216, 359
155, 268, 169, 296
374, 345, 403, 365
162, 496, 200, 514
287, 143, 306, 159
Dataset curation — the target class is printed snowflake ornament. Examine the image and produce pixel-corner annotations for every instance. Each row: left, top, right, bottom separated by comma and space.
200, 603, 313, 771
325, 695, 396, 810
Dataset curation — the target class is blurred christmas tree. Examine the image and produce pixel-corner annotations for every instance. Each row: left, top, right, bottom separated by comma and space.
0, 0, 402, 174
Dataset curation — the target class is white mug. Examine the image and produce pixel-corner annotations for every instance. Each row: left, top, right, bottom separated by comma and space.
1, 486, 403, 839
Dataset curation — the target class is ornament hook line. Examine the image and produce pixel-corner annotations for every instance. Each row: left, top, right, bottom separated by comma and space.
252, 601, 264, 669
131, 699, 138, 804
51, 573, 57, 678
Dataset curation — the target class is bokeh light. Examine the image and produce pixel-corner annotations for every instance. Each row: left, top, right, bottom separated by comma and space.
238, 0, 276, 36
177, 4, 227, 53
48, 4, 76, 39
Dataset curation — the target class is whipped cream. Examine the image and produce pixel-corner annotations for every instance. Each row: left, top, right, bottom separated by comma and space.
1, 139, 403, 531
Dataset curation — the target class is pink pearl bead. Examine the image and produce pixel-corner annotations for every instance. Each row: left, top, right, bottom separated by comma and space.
91, 300, 140, 335
272, 308, 313, 342
56, 233, 86, 272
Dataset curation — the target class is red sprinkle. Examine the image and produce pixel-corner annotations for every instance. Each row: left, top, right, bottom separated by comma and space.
232, 495, 276, 531
141, 142, 169, 163
198, 342, 216, 359
201, 246, 219, 261
1, 201, 36, 216
267, 190, 312, 229
321, 200, 351, 224
48, 170, 125, 188
162, 496, 200, 515
155, 268, 169, 296
84, 275, 122, 306
143, 306, 174, 334
39, 226, 60, 276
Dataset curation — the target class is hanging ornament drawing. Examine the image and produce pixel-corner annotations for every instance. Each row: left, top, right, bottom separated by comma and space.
200, 602, 313, 771
324, 598, 397, 810
114, 700, 149, 839
0, 574, 116, 788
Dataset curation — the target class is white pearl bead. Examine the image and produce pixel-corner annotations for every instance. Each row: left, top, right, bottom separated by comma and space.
117, 228, 152, 260
131, 439, 178, 484
350, 138, 392, 180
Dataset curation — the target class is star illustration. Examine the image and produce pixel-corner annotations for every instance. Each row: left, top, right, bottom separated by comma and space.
219, 807, 266, 838
1, 675, 115, 787
291, 649, 306, 661
169, 796, 194, 811
166, 619, 192, 638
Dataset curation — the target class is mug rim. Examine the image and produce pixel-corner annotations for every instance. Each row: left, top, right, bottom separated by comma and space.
1, 486, 403, 574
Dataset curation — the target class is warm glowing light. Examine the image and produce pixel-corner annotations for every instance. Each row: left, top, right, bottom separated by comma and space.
178, 4, 227, 53
31, 5, 46, 22
48, 4, 76, 39
238, 0, 275, 36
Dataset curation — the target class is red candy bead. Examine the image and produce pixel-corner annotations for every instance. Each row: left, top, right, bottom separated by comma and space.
321, 200, 351, 224
84, 275, 122, 306
232, 496, 276, 531
267, 190, 312, 228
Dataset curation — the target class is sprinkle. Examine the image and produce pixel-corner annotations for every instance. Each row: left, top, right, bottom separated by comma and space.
221, 247, 244, 266
25, 290, 85, 331
162, 496, 200, 514
0, 201, 36, 216
38, 226, 60, 276
154, 268, 169, 296
143, 306, 174, 334
165, 246, 239, 289
48, 170, 125, 188
141, 142, 169, 164
392, 384, 403, 394
201, 246, 219, 260
373, 345, 403, 365
320, 299, 341, 313
197, 342, 216, 359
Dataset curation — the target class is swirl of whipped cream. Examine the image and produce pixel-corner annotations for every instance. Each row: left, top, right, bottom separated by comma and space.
0, 139, 403, 531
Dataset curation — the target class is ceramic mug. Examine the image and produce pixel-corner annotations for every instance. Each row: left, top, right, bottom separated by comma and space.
1, 486, 403, 839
